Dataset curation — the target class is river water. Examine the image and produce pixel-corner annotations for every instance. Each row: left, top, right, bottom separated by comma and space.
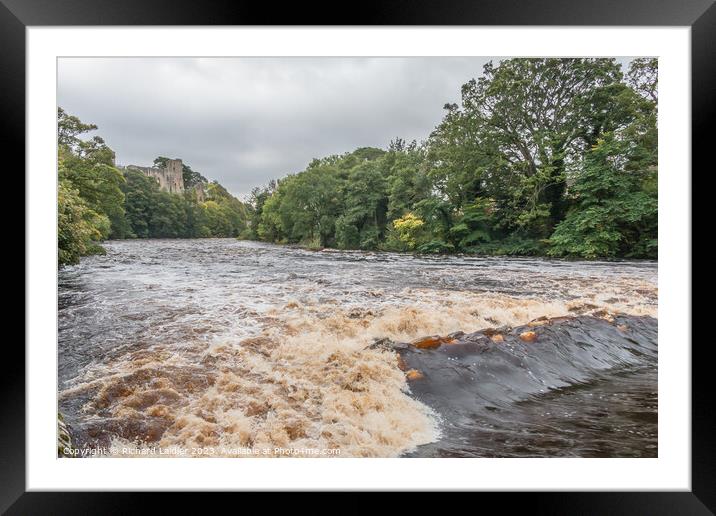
58, 238, 658, 457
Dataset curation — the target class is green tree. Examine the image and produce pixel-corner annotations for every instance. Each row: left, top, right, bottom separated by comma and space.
548, 58, 658, 259
278, 165, 343, 247
257, 186, 285, 242
245, 180, 277, 239
148, 191, 186, 238
58, 180, 108, 265
548, 129, 657, 259
389, 213, 425, 251
385, 142, 432, 220
335, 161, 388, 249
204, 182, 249, 237
57, 107, 98, 150
449, 198, 495, 250
627, 58, 658, 103
201, 200, 234, 237
121, 169, 159, 238
453, 58, 625, 235
58, 109, 127, 239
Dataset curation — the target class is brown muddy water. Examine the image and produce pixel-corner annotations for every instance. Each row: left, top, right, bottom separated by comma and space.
58, 238, 657, 457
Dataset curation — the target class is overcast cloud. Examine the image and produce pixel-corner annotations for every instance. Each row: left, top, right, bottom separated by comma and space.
58, 57, 631, 198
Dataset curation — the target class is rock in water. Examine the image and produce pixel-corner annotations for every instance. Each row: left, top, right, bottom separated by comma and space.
519, 330, 537, 342
411, 335, 458, 349
405, 369, 425, 381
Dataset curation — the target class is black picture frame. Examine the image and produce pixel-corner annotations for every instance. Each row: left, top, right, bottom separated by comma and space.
4, 0, 710, 510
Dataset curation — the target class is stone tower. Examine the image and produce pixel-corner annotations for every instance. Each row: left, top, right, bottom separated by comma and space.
123, 158, 185, 194
158, 158, 185, 194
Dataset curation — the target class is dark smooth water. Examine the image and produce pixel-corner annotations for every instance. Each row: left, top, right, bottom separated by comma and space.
58, 238, 657, 457
400, 315, 657, 457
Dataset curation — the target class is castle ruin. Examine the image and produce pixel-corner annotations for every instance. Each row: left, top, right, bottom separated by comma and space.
118, 158, 206, 201
123, 158, 185, 194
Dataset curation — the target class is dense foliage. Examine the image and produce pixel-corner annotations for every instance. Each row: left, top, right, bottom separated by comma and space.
57, 108, 249, 265
58, 58, 657, 265
247, 58, 657, 259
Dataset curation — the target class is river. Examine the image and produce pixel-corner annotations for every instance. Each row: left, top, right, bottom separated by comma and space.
58, 238, 658, 457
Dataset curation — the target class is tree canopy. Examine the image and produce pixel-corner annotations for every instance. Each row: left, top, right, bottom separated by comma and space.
58, 58, 658, 265
247, 58, 657, 259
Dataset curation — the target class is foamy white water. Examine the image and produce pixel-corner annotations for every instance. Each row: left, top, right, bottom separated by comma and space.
58, 239, 657, 457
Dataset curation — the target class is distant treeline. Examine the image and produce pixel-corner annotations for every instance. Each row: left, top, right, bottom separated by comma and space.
57, 108, 249, 265
58, 58, 657, 266
246, 58, 657, 259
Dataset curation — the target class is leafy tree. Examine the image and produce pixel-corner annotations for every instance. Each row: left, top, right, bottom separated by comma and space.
57, 107, 98, 150
449, 199, 495, 249
204, 182, 249, 237
121, 169, 159, 238
548, 58, 658, 259
245, 180, 277, 239
627, 58, 658, 103
385, 144, 432, 220
455, 58, 625, 235
413, 197, 454, 245
390, 213, 425, 251
548, 129, 657, 258
199, 200, 232, 237
426, 103, 490, 210
58, 180, 108, 265
148, 192, 186, 238
58, 109, 126, 239
59, 148, 126, 239
250, 59, 658, 259
257, 186, 285, 242
277, 166, 343, 247
335, 162, 388, 249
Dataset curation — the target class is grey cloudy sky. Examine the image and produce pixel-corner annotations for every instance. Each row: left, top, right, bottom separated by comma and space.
58, 57, 631, 198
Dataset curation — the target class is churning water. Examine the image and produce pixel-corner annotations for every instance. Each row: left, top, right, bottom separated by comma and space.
58, 239, 657, 457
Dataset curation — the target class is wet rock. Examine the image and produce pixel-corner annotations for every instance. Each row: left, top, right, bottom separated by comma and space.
406, 369, 424, 381
482, 327, 506, 337
411, 335, 443, 349
490, 334, 505, 343
519, 331, 538, 342
411, 335, 458, 349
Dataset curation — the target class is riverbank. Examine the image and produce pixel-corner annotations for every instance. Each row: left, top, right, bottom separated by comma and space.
68, 236, 658, 270
236, 237, 658, 262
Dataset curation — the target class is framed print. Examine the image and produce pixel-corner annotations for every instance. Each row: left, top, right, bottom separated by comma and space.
5, 0, 711, 509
